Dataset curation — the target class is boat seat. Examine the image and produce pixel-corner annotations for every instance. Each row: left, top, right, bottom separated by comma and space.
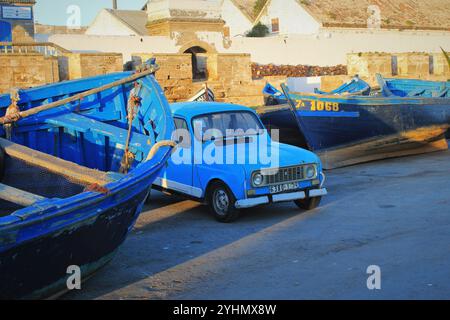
0, 137, 118, 186
45, 113, 153, 155
0, 182, 45, 207
433, 88, 449, 98
407, 89, 426, 97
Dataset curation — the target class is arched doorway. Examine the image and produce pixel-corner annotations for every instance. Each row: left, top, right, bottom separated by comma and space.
0, 21, 12, 42
184, 46, 208, 81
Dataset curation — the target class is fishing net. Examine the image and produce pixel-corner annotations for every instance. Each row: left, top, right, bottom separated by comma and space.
0, 154, 85, 217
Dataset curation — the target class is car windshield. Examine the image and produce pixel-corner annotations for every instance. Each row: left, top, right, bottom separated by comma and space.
192, 111, 265, 141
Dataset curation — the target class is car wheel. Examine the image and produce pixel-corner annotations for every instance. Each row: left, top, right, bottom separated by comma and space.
208, 182, 240, 223
294, 196, 322, 210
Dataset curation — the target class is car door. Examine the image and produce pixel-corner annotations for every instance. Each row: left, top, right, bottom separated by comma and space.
157, 117, 201, 198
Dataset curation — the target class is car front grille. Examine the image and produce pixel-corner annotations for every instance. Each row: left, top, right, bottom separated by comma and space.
258, 165, 306, 187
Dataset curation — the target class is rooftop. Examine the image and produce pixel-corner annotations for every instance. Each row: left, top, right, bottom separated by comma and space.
106, 9, 148, 36
232, 0, 450, 31
296, 0, 450, 31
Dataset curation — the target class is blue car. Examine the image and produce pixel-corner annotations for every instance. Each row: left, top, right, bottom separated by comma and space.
152, 102, 327, 222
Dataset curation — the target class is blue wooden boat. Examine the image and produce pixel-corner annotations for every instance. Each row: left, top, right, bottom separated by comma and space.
377, 74, 449, 98
263, 76, 371, 106
0, 63, 175, 299
258, 76, 450, 169
314, 75, 371, 96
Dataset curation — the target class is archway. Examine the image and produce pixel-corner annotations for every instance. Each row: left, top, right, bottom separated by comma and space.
184, 46, 208, 81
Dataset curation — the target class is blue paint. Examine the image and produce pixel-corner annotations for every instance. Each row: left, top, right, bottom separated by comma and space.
0, 20, 12, 42
259, 75, 450, 153
297, 111, 360, 118
155, 102, 325, 208
0, 66, 175, 299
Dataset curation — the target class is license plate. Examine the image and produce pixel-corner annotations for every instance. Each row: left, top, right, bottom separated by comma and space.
270, 182, 300, 194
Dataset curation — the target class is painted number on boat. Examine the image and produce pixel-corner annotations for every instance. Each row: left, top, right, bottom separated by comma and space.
296, 100, 340, 112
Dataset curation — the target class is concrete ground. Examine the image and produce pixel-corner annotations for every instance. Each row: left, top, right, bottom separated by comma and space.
66, 150, 450, 300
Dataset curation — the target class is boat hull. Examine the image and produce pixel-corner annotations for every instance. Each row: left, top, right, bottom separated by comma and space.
0, 184, 152, 300
258, 94, 450, 169
0, 69, 175, 299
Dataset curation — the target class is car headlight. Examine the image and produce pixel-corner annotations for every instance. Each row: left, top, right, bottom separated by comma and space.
252, 172, 264, 187
304, 165, 317, 180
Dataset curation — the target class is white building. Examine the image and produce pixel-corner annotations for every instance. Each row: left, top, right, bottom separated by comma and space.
254, 0, 320, 35
252, 0, 450, 36
221, 0, 254, 37
85, 9, 148, 36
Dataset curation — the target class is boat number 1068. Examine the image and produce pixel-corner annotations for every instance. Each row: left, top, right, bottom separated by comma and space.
296, 100, 340, 112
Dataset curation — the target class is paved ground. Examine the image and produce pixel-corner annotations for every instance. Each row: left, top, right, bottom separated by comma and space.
66, 150, 450, 300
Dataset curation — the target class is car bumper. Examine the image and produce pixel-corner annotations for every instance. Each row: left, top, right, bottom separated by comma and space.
235, 188, 328, 209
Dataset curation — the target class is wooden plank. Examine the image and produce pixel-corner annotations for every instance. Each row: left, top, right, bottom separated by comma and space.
0, 137, 114, 186
45, 113, 153, 153
0, 183, 45, 207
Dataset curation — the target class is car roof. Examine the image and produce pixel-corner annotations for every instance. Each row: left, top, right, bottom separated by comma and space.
169, 102, 256, 119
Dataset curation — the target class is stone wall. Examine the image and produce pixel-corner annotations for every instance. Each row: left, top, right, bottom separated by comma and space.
0, 53, 59, 94
347, 52, 450, 85
347, 53, 393, 80
431, 52, 450, 77
395, 53, 430, 78
11, 20, 35, 42
252, 63, 347, 78
35, 24, 88, 35
60, 53, 123, 80
133, 52, 268, 106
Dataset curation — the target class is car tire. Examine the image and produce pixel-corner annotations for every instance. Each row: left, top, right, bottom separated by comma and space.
207, 182, 240, 223
294, 196, 322, 210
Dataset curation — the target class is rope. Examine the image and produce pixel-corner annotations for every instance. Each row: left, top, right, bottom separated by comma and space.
146, 140, 177, 162
3, 88, 21, 140
119, 82, 142, 174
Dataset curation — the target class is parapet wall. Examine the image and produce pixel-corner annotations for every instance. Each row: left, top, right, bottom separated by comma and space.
59, 53, 124, 81
0, 53, 59, 94
347, 52, 450, 84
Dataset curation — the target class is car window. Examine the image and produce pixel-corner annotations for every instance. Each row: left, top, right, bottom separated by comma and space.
173, 117, 191, 148
174, 117, 188, 130
192, 111, 264, 141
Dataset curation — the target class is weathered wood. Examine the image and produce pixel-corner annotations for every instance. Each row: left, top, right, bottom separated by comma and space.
318, 126, 449, 169
0, 65, 160, 125
0, 183, 45, 207
0, 138, 114, 186
45, 113, 152, 153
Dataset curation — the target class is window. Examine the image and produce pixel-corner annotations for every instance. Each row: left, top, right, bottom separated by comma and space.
192, 112, 264, 141
173, 117, 191, 148
224, 26, 230, 38
271, 18, 280, 33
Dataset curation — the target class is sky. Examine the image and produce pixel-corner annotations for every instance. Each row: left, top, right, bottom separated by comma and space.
34, 0, 148, 26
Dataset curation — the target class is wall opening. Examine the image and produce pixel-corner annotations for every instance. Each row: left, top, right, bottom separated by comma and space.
184, 46, 208, 81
